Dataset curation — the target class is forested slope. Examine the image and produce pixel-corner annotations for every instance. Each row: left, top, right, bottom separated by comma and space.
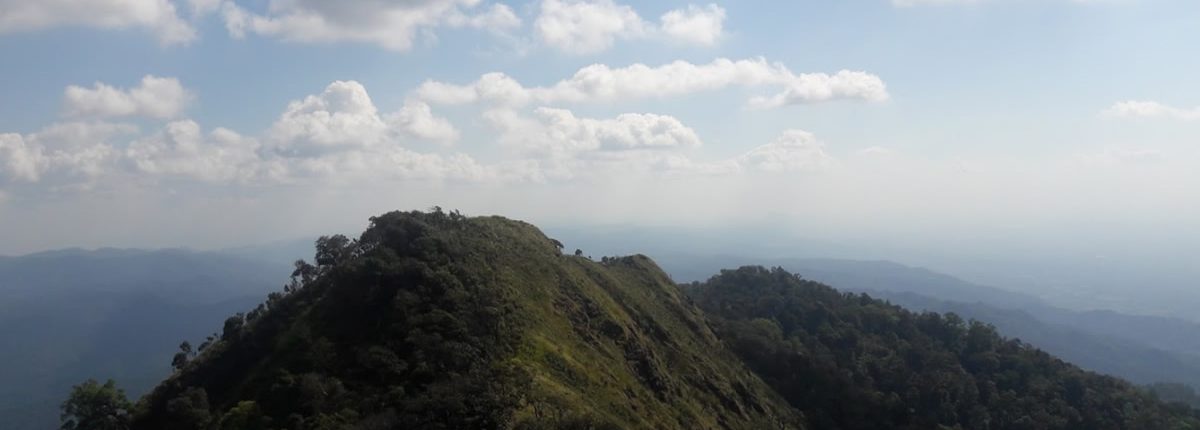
115, 210, 1200, 430
130, 210, 801, 429
687, 266, 1200, 429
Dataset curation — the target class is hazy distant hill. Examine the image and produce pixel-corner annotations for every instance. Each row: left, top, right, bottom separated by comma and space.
545, 226, 1200, 322
0, 249, 289, 430
654, 254, 1045, 308
686, 266, 1200, 429
771, 258, 1200, 364
657, 255, 1200, 393
14, 219, 1200, 427
0, 248, 288, 303
872, 291, 1200, 389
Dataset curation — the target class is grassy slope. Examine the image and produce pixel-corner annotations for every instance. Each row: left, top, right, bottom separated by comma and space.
446, 216, 799, 428
133, 213, 800, 429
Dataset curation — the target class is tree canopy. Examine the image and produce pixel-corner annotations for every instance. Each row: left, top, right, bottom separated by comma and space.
62, 211, 1200, 430
686, 266, 1200, 430
60, 379, 132, 430
125, 209, 798, 429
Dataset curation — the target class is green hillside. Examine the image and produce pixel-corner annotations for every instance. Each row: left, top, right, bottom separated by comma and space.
98, 210, 1200, 430
129, 210, 801, 429
686, 266, 1200, 429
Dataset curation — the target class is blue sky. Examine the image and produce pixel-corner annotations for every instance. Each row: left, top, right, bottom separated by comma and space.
0, 0, 1197, 261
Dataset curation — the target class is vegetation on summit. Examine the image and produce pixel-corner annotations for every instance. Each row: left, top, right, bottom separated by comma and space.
124, 209, 799, 429
60, 379, 133, 430
59, 210, 1200, 429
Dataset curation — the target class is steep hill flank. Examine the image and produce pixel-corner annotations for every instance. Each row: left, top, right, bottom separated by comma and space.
132, 210, 801, 430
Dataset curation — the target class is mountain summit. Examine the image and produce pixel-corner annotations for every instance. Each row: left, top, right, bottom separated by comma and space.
131, 210, 800, 429
127, 210, 1199, 429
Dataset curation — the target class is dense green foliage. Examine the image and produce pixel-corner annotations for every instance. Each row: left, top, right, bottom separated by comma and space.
872, 290, 1200, 390
687, 266, 1200, 430
73, 210, 1200, 429
1150, 383, 1200, 410
128, 210, 798, 429
60, 379, 133, 430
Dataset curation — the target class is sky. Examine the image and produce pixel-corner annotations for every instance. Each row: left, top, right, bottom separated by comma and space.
0, 0, 1198, 272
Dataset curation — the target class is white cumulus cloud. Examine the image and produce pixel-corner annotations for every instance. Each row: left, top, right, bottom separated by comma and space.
535, 0, 649, 54
660, 4, 726, 46
0, 133, 45, 183
746, 70, 890, 109
268, 80, 397, 155
738, 129, 834, 172
4, 71, 862, 193
63, 75, 193, 119
486, 107, 702, 156
645, 129, 835, 176
391, 101, 462, 142
0, 122, 136, 186
534, 0, 727, 54
187, 0, 223, 17
0, 0, 195, 45
472, 107, 845, 181
446, 3, 522, 33
125, 120, 264, 182
266, 80, 459, 157
256, 80, 488, 182
1102, 100, 1200, 121
1, 80, 496, 190
221, 0, 521, 52
894, 0, 1108, 6
418, 58, 889, 108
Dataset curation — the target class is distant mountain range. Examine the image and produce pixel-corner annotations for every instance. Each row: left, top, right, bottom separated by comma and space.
8, 233, 1200, 428
0, 248, 290, 430
127, 211, 1200, 428
654, 254, 1200, 390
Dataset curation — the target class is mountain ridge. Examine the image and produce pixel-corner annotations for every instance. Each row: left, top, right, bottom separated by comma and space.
131, 211, 801, 429
122, 210, 1200, 429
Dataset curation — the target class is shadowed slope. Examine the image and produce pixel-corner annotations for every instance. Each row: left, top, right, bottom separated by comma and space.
131, 210, 801, 429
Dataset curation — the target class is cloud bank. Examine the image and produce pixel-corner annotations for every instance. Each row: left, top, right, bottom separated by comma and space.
417, 58, 889, 108
0, 0, 195, 45
1103, 100, 1200, 121
63, 75, 193, 119
219, 0, 521, 51
535, 0, 727, 54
